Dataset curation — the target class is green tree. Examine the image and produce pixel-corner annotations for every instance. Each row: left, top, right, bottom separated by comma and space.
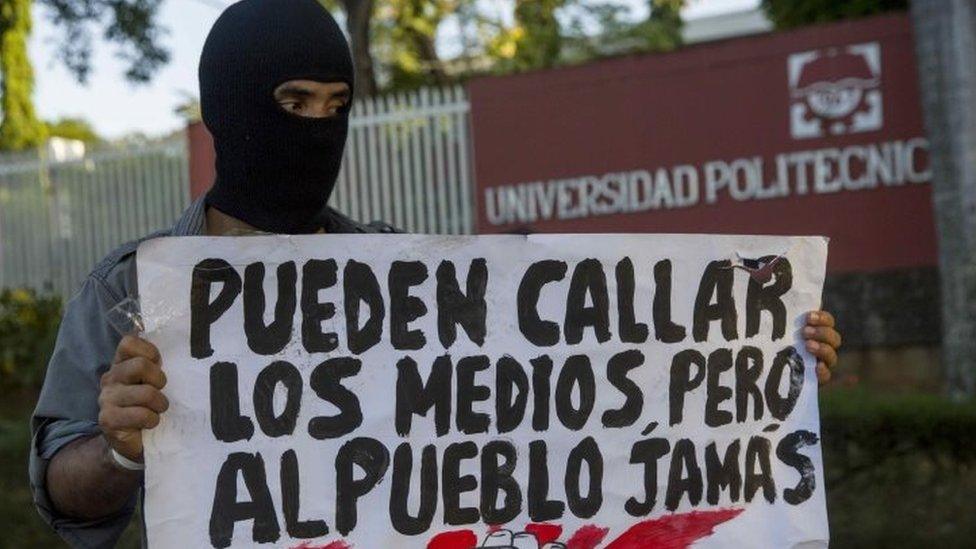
329, 0, 677, 92
377, 0, 456, 90
761, 0, 908, 29
45, 117, 100, 143
2, 0, 170, 151
38, 0, 169, 84
0, 0, 46, 151
511, 0, 566, 70
556, 0, 685, 67
641, 0, 683, 51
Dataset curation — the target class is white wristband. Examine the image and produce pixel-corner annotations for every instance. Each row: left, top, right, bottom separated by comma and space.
110, 448, 145, 471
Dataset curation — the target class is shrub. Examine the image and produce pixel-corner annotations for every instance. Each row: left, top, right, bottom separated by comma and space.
821, 389, 976, 464
820, 389, 976, 546
761, 0, 909, 30
0, 288, 61, 390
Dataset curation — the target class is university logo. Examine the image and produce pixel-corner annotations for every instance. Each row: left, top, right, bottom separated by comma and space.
787, 42, 883, 139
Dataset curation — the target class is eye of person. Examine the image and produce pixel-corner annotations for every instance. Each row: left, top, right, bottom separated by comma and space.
281, 100, 304, 113
329, 98, 348, 115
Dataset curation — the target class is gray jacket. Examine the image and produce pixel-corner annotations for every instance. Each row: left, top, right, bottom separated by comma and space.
29, 197, 397, 548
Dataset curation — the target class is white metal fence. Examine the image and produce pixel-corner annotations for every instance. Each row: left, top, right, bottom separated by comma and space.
0, 86, 475, 297
333, 85, 473, 235
0, 143, 191, 297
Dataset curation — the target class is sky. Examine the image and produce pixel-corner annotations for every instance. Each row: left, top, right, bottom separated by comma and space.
29, 0, 760, 139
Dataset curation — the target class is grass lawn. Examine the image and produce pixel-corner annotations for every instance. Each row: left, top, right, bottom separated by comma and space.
0, 391, 139, 549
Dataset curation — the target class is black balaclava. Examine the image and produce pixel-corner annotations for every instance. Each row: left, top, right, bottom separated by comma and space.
200, 0, 354, 234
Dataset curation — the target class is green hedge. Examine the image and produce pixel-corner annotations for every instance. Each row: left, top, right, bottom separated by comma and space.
0, 289, 61, 390
820, 389, 976, 546
821, 389, 976, 462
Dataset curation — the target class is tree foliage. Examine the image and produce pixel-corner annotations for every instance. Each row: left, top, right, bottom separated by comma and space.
317, 0, 688, 92
38, 0, 170, 84
761, 0, 908, 29
510, 0, 566, 70
45, 117, 100, 143
331, 0, 688, 90
0, 0, 46, 151
3, 0, 689, 145
643, 0, 683, 50
561, 0, 683, 63
0, 288, 61, 389
377, 0, 456, 90
2, 0, 168, 151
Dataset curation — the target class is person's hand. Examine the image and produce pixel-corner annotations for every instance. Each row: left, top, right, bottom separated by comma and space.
803, 311, 842, 385
98, 335, 168, 462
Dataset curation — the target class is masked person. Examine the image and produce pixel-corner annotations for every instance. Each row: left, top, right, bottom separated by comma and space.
29, 0, 843, 546
28, 1, 397, 546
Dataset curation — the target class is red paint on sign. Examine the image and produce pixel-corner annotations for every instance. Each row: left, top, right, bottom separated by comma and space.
604, 508, 744, 549
289, 541, 350, 549
427, 529, 478, 549
567, 524, 611, 549
526, 523, 564, 545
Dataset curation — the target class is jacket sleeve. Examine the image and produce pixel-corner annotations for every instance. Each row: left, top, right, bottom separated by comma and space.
29, 274, 138, 549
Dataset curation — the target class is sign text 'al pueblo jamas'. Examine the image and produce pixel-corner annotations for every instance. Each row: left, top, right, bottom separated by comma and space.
137, 234, 830, 548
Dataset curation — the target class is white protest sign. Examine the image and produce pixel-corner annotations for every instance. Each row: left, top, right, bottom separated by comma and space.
137, 234, 829, 549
